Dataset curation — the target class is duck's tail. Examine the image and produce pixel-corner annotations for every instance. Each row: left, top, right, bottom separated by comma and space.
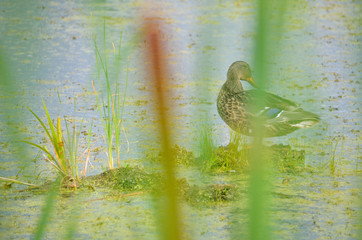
281, 108, 320, 128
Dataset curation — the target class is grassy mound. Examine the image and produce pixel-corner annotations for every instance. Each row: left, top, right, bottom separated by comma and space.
83, 166, 161, 191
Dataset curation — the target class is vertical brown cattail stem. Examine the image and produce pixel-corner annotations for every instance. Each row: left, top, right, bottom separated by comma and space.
144, 18, 182, 240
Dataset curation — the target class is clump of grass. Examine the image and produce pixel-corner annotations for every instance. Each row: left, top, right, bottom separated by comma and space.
148, 144, 194, 167
25, 100, 92, 184
197, 124, 215, 163
85, 165, 160, 191
92, 22, 129, 169
195, 124, 216, 170
208, 146, 248, 172
197, 130, 249, 172
172, 144, 194, 166
197, 129, 306, 173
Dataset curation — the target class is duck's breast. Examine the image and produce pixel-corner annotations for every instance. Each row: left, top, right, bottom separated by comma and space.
217, 88, 247, 133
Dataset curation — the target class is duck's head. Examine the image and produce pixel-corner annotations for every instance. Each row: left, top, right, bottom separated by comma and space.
227, 61, 257, 88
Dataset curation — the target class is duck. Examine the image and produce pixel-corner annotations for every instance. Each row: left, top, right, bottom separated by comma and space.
217, 61, 320, 137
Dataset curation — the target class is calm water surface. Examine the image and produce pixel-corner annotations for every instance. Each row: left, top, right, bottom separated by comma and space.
0, 0, 360, 239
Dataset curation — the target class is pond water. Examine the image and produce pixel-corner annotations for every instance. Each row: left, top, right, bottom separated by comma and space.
0, 0, 360, 239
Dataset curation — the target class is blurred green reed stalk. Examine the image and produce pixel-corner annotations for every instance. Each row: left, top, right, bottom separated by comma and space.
0, 6, 61, 239
25, 99, 92, 182
92, 20, 129, 169
251, 0, 287, 238
231, 0, 287, 239
144, 18, 182, 240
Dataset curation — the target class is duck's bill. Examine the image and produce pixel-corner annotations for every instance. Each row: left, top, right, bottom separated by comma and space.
248, 77, 258, 88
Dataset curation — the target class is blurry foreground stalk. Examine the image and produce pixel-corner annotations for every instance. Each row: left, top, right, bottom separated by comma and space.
246, 0, 287, 239
144, 17, 182, 240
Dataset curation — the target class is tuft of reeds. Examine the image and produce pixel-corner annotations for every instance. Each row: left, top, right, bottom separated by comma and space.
92, 21, 129, 169
237, 0, 288, 239
197, 128, 250, 172
196, 124, 215, 169
25, 100, 92, 182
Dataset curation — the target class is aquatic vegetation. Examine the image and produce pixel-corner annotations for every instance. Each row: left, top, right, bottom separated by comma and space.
200, 144, 305, 174
80, 165, 238, 205
151, 140, 305, 174
186, 183, 239, 205
92, 22, 129, 169
84, 165, 161, 191
269, 144, 305, 173
196, 124, 215, 170
208, 131, 249, 172
149, 144, 194, 167
1, 0, 360, 239
25, 100, 91, 182
172, 144, 194, 166
196, 126, 245, 172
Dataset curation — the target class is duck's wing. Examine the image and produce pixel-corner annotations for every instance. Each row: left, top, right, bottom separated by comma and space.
235, 89, 298, 116
246, 89, 298, 109
234, 90, 319, 136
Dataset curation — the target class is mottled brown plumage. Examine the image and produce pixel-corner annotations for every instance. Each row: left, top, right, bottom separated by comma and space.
217, 61, 320, 137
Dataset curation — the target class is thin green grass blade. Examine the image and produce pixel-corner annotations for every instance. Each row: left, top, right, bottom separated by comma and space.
56, 90, 62, 104
26, 106, 52, 141
120, 57, 129, 122
42, 100, 57, 142
26, 105, 68, 174
118, 31, 123, 58
43, 101, 67, 173
42, 101, 65, 168
22, 141, 63, 173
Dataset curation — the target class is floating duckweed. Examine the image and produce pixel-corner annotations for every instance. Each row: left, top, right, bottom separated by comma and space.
83, 166, 161, 191
269, 144, 305, 173
199, 144, 306, 173
186, 183, 238, 205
